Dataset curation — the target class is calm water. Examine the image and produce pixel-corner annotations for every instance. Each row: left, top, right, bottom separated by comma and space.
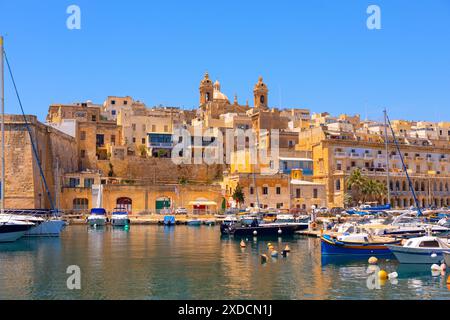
0, 225, 449, 300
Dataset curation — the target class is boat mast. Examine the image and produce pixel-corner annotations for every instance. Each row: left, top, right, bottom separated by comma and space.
383, 109, 391, 206
0, 36, 4, 215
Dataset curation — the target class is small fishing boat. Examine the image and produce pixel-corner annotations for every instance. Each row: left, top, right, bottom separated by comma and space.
163, 215, 176, 226
321, 232, 401, 256
0, 217, 35, 242
186, 218, 202, 226
386, 235, 450, 264
87, 208, 108, 226
111, 210, 130, 227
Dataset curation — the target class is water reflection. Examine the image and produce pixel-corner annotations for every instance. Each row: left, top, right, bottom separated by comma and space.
0, 225, 449, 300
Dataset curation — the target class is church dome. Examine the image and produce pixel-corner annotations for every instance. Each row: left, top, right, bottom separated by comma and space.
213, 80, 229, 101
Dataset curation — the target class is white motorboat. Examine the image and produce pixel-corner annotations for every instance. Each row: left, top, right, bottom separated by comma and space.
386, 235, 450, 264
111, 210, 130, 227
87, 208, 108, 226
0, 213, 66, 237
444, 251, 450, 266
0, 217, 35, 242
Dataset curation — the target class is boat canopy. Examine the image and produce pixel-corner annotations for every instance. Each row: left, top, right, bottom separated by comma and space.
163, 216, 176, 224
90, 208, 107, 215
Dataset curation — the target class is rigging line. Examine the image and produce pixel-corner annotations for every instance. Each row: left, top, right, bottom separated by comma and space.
3, 49, 56, 213
385, 112, 423, 216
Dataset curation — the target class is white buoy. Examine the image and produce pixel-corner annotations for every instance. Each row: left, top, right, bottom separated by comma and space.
431, 264, 441, 271
253, 230, 257, 236
278, 229, 282, 235
388, 272, 398, 280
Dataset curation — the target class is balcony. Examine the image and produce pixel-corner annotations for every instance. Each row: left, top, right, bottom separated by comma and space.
390, 155, 401, 161
439, 157, 448, 163
148, 142, 173, 148
376, 154, 386, 160
334, 152, 347, 158
349, 153, 361, 159
415, 156, 424, 161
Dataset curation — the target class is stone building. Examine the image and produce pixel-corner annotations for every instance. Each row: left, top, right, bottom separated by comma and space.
4, 115, 78, 209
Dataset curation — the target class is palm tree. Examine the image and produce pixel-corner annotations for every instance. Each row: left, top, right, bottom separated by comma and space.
232, 184, 245, 208
346, 169, 367, 205
347, 169, 386, 205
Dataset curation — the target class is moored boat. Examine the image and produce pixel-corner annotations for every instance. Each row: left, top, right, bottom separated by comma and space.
0, 217, 35, 242
321, 232, 401, 256
111, 210, 130, 227
163, 215, 176, 226
186, 218, 202, 226
87, 208, 108, 226
444, 251, 450, 266
386, 235, 450, 264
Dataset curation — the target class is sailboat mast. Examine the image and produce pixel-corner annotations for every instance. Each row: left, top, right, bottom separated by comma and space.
0, 36, 5, 214
383, 109, 391, 206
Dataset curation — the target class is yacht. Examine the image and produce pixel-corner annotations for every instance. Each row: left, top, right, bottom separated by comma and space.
386, 234, 450, 264
1, 210, 67, 237
87, 208, 108, 226
0, 217, 35, 242
111, 210, 130, 227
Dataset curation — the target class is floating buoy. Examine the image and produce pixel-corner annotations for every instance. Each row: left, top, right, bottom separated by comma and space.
271, 250, 279, 257
388, 272, 398, 280
267, 243, 272, 248
268, 245, 274, 251
278, 229, 282, 235
368, 257, 378, 265
253, 230, 257, 236
378, 270, 388, 280
260, 254, 268, 264
240, 240, 246, 248
284, 245, 291, 253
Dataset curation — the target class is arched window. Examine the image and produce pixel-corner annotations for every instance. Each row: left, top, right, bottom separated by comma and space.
73, 198, 88, 210
336, 179, 341, 191
117, 197, 132, 213
260, 95, 265, 104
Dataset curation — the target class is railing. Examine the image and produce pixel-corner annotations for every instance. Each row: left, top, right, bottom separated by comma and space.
148, 142, 173, 148
334, 152, 347, 157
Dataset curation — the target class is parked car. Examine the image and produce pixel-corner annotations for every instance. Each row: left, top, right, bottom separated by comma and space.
175, 207, 188, 215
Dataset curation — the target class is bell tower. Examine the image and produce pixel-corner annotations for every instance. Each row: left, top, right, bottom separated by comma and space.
199, 72, 214, 105
253, 76, 268, 110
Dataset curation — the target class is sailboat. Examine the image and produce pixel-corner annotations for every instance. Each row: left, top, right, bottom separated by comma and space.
0, 36, 66, 237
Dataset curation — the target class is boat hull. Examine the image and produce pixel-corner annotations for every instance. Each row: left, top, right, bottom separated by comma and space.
187, 220, 202, 226
0, 224, 33, 242
88, 218, 107, 226
386, 245, 449, 264
321, 235, 398, 256
111, 218, 130, 226
24, 220, 66, 237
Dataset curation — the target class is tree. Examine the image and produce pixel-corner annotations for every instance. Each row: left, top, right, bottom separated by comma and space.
232, 184, 245, 208
138, 145, 147, 157
346, 169, 387, 205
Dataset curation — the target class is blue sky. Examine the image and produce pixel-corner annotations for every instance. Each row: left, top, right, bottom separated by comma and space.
1, 0, 449, 123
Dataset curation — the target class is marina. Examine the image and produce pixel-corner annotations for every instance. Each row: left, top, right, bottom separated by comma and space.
1, 224, 449, 300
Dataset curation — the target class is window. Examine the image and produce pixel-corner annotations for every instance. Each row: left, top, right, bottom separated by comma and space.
69, 178, 80, 188
336, 162, 342, 170
336, 180, 341, 191
351, 161, 356, 167
80, 150, 86, 158
313, 188, 318, 198
276, 203, 283, 209
250, 203, 254, 208
124, 101, 128, 105
84, 178, 94, 188
111, 100, 116, 105
91, 115, 97, 122
250, 187, 254, 195
142, 124, 146, 132
419, 241, 440, 248
262, 186, 268, 195
164, 125, 169, 132
296, 188, 301, 198
111, 110, 116, 116
96, 134, 104, 147
132, 137, 136, 143
276, 186, 281, 195
132, 124, 136, 131
80, 131, 86, 140
111, 135, 116, 145
142, 138, 146, 144
73, 198, 88, 210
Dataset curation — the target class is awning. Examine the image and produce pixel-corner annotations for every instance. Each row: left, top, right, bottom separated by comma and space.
188, 200, 218, 206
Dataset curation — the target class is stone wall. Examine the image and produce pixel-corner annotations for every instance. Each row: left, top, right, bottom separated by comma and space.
4, 115, 78, 209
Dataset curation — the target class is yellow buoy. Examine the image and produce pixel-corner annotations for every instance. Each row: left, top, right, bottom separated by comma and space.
368, 257, 378, 265
240, 240, 246, 248
267, 243, 272, 248
268, 245, 274, 251
378, 270, 388, 280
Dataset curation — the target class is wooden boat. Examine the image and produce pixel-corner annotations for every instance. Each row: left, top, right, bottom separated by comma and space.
321, 232, 401, 256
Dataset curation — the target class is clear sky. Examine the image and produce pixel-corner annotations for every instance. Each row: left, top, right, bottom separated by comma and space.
1, 0, 449, 123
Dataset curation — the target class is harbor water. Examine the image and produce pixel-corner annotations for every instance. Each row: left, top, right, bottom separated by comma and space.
0, 225, 449, 300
